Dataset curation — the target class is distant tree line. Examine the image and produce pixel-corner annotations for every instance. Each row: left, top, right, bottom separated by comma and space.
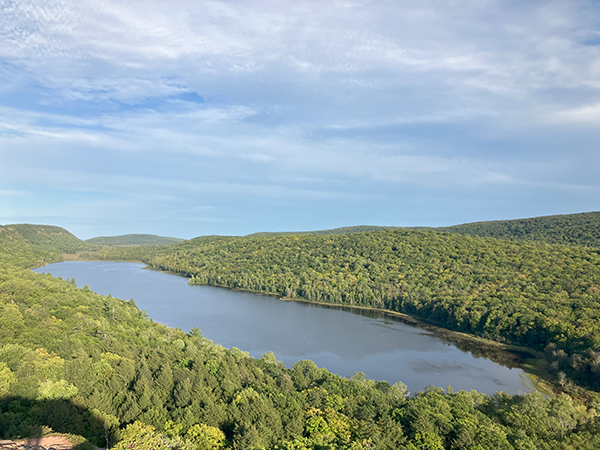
439, 211, 600, 248
245, 211, 600, 248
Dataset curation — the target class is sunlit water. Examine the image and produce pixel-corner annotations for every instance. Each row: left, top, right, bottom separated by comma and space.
34, 261, 534, 395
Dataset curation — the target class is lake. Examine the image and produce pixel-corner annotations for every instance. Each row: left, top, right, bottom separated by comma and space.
33, 260, 534, 395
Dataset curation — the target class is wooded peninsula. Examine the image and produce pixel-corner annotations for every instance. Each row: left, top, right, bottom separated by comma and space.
1, 212, 599, 449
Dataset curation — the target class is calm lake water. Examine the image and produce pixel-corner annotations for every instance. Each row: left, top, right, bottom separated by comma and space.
34, 260, 533, 395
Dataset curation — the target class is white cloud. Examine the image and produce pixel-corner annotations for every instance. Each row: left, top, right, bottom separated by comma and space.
1, 0, 597, 103
550, 102, 600, 124
0, 90, 595, 199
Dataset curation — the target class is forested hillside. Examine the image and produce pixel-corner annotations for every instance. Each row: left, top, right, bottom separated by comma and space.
0, 225, 80, 268
98, 228, 600, 391
246, 212, 600, 247
85, 234, 184, 247
3, 224, 88, 254
1, 227, 600, 448
439, 211, 600, 247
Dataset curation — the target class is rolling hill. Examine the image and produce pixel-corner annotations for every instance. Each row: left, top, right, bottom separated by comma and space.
0, 224, 86, 267
439, 211, 600, 247
245, 212, 600, 248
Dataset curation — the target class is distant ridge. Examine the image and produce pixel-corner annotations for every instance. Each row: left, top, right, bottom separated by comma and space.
1, 224, 86, 254
0, 224, 86, 267
439, 211, 600, 247
85, 233, 184, 246
245, 212, 599, 247
246, 225, 403, 238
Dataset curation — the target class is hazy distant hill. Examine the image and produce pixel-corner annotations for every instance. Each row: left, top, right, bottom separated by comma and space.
85, 233, 184, 246
6, 224, 87, 253
0, 224, 86, 267
439, 211, 600, 247
246, 225, 403, 237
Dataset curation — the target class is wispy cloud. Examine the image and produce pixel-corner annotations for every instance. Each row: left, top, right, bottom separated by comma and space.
549, 102, 600, 124
2, 1, 598, 101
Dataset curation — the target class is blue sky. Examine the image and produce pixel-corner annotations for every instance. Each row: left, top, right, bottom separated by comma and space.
0, 0, 598, 240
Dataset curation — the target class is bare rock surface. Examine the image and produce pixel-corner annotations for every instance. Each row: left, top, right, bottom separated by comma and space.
0, 436, 74, 450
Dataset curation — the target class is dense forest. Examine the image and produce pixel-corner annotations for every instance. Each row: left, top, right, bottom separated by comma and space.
85, 234, 184, 247
245, 212, 600, 248
0, 225, 85, 268
1, 223, 600, 448
439, 212, 600, 248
